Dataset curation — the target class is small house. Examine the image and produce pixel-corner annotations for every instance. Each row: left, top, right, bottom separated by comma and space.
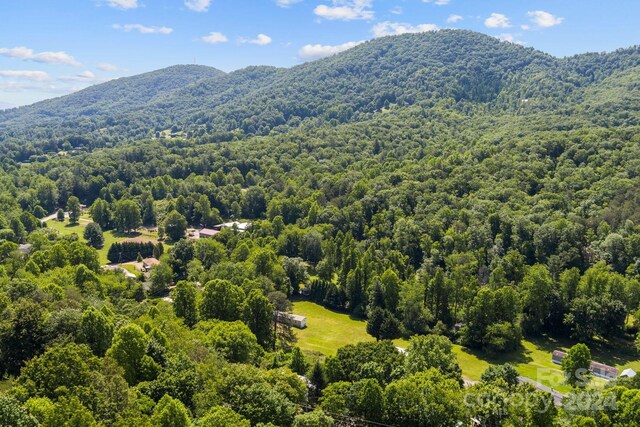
551, 349, 618, 380
590, 361, 619, 380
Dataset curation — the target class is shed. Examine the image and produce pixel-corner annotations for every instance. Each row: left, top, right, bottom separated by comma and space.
276, 311, 307, 329
621, 368, 637, 378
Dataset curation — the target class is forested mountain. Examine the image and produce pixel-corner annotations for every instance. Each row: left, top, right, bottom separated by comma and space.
2, 30, 640, 160
0, 65, 224, 145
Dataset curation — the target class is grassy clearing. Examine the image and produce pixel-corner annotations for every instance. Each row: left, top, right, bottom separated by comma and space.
292, 301, 374, 355
44, 214, 162, 265
292, 301, 639, 394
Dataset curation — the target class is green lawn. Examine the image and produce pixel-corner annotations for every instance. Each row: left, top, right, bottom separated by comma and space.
292, 301, 639, 394
292, 301, 375, 355
44, 214, 162, 265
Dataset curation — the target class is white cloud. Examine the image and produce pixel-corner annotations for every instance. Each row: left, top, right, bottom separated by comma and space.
423, 0, 450, 5
528, 10, 564, 28
314, 0, 374, 21
276, 0, 302, 7
372, 21, 438, 37
240, 34, 273, 46
97, 62, 121, 72
521, 24, 531, 31
104, 0, 138, 9
298, 41, 362, 60
112, 24, 173, 34
59, 70, 98, 82
390, 6, 403, 15
447, 14, 462, 23
185, 0, 211, 12
0, 47, 81, 67
201, 32, 228, 44
0, 70, 50, 81
485, 13, 511, 29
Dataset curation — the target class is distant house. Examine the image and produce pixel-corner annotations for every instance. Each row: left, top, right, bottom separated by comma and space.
142, 257, 160, 272
552, 350, 619, 380
213, 221, 251, 232
198, 228, 220, 238
276, 311, 307, 329
590, 361, 619, 380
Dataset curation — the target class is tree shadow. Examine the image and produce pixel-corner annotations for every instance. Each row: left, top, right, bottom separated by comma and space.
586, 337, 638, 367
458, 344, 534, 366
290, 297, 366, 322
111, 231, 142, 238
528, 334, 639, 367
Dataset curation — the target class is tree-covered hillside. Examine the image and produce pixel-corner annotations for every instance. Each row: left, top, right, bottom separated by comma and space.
0, 65, 224, 145
2, 30, 639, 160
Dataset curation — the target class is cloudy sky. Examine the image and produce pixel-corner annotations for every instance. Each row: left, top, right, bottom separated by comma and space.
1, 0, 639, 108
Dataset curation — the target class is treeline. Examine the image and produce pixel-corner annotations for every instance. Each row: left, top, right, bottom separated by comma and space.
2, 31, 640, 160
107, 241, 157, 263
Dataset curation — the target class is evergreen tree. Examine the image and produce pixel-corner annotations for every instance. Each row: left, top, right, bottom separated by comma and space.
290, 347, 308, 375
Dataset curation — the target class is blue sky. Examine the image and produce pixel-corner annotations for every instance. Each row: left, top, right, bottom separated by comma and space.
1, 0, 639, 108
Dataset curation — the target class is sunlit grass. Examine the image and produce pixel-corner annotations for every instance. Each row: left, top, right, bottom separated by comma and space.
292, 301, 637, 394
44, 214, 162, 265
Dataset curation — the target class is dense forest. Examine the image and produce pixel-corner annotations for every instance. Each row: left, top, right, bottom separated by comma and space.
1, 30, 640, 426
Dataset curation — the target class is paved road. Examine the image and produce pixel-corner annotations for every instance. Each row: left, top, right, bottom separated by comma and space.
518, 376, 564, 406
42, 211, 67, 221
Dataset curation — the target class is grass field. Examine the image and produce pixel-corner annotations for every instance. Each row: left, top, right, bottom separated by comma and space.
292, 301, 375, 355
44, 214, 161, 265
293, 300, 639, 394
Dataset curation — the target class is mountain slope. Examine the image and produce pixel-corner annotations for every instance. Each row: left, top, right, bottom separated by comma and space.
1, 30, 639, 154
0, 64, 224, 127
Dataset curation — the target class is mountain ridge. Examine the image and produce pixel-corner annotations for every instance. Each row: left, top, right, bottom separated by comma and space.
1, 30, 639, 152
